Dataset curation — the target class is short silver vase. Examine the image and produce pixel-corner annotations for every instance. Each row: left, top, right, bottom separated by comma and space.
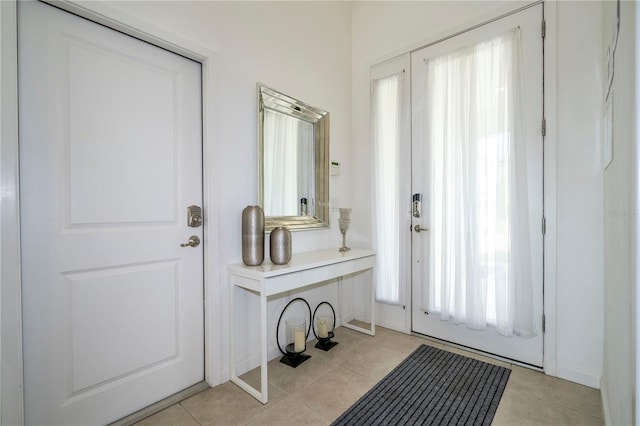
338, 208, 351, 252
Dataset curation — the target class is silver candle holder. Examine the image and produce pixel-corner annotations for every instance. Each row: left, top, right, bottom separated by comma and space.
338, 208, 351, 252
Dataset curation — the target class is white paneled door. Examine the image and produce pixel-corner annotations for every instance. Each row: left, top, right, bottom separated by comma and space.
19, 2, 204, 424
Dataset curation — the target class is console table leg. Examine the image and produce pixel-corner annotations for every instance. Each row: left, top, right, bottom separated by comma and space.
230, 282, 236, 379
259, 294, 269, 404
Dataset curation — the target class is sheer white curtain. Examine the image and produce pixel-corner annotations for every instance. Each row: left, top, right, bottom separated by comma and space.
425, 28, 536, 337
264, 109, 299, 216
372, 73, 406, 305
296, 120, 314, 214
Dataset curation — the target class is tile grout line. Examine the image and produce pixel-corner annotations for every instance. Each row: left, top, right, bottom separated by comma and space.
137, 326, 603, 425
179, 401, 204, 426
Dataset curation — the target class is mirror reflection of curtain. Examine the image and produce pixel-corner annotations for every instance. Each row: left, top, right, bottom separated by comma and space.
372, 72, 406, 305
264, 109, 299, 216
297, 121, 314, 215
424, 28, 536, 337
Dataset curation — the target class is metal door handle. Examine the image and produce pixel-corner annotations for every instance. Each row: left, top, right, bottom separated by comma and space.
414, 224, 427, 233
180, 235, 200, 247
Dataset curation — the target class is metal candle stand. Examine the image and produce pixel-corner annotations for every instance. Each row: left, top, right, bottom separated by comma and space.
276, 297, 312, 368
312, 301, 339, 351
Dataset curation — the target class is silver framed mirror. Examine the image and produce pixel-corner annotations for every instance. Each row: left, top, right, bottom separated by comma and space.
258, 84, 330, 232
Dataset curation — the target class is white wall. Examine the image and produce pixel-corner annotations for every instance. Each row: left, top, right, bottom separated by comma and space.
1, 0, 618, 420
351, 0, 604, 388
601, 1, 637, 425
554, 1, 604, 388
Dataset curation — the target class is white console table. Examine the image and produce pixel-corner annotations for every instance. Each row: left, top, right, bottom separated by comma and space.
228, 248, 376, 404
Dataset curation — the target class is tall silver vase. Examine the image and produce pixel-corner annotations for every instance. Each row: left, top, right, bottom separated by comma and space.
270, 227, 291, 265
242, 205, 264, 266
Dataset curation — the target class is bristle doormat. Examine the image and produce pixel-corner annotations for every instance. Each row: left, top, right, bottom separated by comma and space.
332, 344, 510, 426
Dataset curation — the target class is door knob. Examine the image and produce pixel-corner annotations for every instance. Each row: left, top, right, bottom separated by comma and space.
414, 224, 428, 233
180, 235, 200, 247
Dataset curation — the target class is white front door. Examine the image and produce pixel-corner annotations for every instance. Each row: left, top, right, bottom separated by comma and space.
410, 4, 544, 366
19, 2, 204, 424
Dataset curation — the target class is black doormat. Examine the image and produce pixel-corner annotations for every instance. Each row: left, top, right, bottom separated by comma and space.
332, 344, 510, 426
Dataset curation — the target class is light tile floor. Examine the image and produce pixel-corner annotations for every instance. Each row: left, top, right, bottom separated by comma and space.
136, 325, 604, 425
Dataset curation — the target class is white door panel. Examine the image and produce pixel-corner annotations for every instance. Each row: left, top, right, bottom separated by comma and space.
19, 2, 204, 424
410, 4, 544, 366
68, 41, 178, 224
371, 55, 412, 332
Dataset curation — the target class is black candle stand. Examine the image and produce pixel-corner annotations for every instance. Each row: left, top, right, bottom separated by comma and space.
276, 297, 312, 368
312, 301, 339, 351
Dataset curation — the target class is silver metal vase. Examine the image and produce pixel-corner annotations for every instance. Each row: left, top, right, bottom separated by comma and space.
242, 205, 264, 266
270, 227, 292, 265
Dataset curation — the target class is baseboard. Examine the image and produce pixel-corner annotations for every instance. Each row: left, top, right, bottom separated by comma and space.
230, 316, 349, 377
233, 355, 256, 377
556, 364, 601, 389
218, 366, 230, 384
375, 317, 408, 333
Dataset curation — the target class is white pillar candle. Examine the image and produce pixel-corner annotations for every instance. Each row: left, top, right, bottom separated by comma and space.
294, 329, 305, 352
318, 319, 329, 338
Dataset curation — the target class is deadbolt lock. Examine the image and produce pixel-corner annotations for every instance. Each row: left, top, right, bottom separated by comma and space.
412, 193, 422, 218
187, 205, 202, 227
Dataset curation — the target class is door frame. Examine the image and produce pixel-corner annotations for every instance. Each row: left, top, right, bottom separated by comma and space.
409, 2, 545, 367
1, 1, 221, 423
363, 0, 558, 378
370, 53, 412, 334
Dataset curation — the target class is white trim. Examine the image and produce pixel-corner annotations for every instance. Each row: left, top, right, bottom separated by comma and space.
1, 1, 24, 425
363, 1, 544, 73
2, 1, 222, 423
543, 0, 558, 378
635, 1, 640, 422
600, 379, 613, 426
556, 364, 601, 389
43, 0, 210, 63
